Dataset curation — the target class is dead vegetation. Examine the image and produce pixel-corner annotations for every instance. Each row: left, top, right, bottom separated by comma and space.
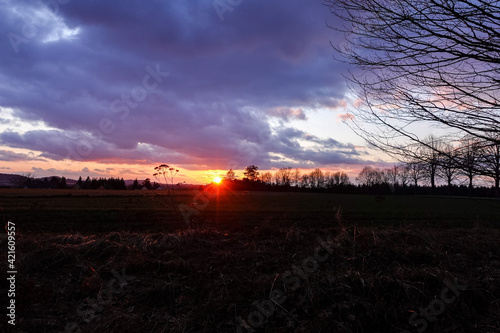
4, 221, 499, 332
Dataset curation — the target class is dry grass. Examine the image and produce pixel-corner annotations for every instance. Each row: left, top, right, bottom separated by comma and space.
4, 222, 499, 333
1, 190, 499, 332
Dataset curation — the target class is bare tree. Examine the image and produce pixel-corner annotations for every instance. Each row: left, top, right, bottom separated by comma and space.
260, 171, 273, 185
335, 171, 350, 186
309, 168, 325, 188
405, 161, 425, 189
326, 0, 500, 159
274, 167, 292, 186
356, 166, 382, 186
479, 139, 500, 196
438, 143, 459, 191
300, 174, 312, 188
383, 165, 401, 188
224, 169, 236, 181
292, 168, 301, 187
420, 135, 445, 192
324, 170, 351, 188
456, 136, 482, 195
397, 164, 410, 187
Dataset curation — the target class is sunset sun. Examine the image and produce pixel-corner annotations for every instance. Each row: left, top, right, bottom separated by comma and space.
213, 176, 222, 184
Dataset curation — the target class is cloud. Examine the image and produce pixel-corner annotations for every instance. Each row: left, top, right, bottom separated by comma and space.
0, 0, 367, 170
0, 149, 46, 162
32, 167, 66, 175
337, 113, 355, 121
266, 107, 307, 121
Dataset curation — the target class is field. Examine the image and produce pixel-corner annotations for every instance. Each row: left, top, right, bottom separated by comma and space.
1, 188, 499, 332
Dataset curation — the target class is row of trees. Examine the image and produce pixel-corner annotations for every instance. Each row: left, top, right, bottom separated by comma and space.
22, 176, 67, 189
76, 176, 127, 190
383, 135, 500, 195
325, 0, 500, 194
224, 165, 351, 189
226, 154, 499, 196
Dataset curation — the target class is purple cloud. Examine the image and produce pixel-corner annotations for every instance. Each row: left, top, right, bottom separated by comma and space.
0, 0, 367, 170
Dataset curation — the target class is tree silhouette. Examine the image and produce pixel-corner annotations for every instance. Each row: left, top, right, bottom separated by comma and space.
356, 166, 382, 187
243, 165, 259, 181
457, 136, 481, 195
480, 139, 500, 196
260, 172, 273, 185
327, 0, 500, 160
274, 167, 292, 186
142, 178, 152, 190
59, 177, 67, 189
224, 169, 236, 182
438, 144, 459, 192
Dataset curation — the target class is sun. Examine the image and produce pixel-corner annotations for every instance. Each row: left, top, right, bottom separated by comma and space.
213, 176, 222, 184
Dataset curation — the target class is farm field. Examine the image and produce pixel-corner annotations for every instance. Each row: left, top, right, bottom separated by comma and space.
1, 188, 499, 332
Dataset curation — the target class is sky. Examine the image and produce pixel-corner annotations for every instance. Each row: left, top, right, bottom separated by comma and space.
0, 0, 391, 184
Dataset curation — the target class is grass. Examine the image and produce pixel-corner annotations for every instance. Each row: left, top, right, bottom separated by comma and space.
0, 188, 499, 332
1, 188, 499, 233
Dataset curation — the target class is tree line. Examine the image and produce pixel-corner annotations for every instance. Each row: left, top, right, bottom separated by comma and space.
75, 176, 127, 190
223, 136, 499, 197
386, 134, 500, 196
325, 0, 499, 197
223, 165, 353, 192
21, 176, 68, 189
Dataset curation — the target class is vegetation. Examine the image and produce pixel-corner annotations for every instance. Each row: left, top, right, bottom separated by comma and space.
220, 162, 498, 197
2, 189, 498, 332
326, 0, 500, 159
75, 176, 127, 190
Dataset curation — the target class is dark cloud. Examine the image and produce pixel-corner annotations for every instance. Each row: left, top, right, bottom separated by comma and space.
0, 0, 368, 169
0, 149, 46, 162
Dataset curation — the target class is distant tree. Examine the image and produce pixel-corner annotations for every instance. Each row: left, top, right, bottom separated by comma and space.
76, 176, 83, 187
59, 177, 67, 189
405, 161, 425, 188
383, 166, 400, 188
419, 135, 445, 193
356, 166, 382, 186
380, 169, 392, 186
457, 136, 481, 195
243, 165, 259, 181
396, 165, 410, 187
116, 178, 127, 190
300, 174, 311, 188
90, 178, 99, 189
84, 176, 91, 189
48, 176, 59, 189
275, 167, 292, 186
331, 171, 350, 186
438, 144, 459, 191
479, 137, 500, 196
292, 168, 301, 187
260, 172, 273, 185
142, 178, 152, 190
132, 178, 140, 190
309, 168, 325, 188
224, 169, 236, 182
